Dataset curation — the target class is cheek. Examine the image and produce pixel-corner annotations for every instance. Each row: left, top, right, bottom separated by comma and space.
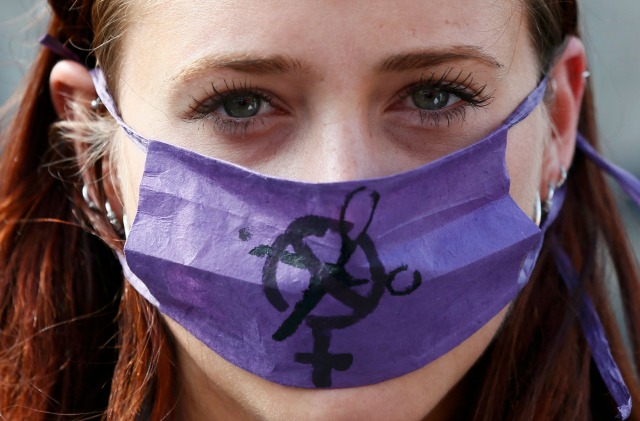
115, 132, 147, 224
505, 112, 547, 219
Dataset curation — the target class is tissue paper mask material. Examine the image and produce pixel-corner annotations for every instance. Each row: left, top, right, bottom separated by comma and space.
93, 68, 551, 389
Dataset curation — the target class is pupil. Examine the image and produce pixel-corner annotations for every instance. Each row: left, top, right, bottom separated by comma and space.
224, 94, 260, 118
412, 88, 449, 110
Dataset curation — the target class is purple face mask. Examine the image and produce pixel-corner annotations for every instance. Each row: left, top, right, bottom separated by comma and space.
91, 67, 548, 389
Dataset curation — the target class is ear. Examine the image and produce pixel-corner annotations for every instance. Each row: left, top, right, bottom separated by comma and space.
541, 36, 588, 196
49, 59, 97, 175
49, 60, 125, 226
49, 59, 96, 118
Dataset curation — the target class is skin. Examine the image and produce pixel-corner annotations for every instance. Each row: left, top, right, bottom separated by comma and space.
49, 0, 587, 419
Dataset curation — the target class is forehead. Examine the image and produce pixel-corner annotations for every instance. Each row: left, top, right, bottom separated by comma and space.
120, 0, 532, 88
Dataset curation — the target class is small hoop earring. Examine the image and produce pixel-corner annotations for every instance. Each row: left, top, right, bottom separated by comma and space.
534, 191, 542, 227
82, 183, 124, 235
557, 165, 568, 188
82, 184, 98, 210
542, 165, 569, 215
105, 200, 123, 233
543, 184, 556, 213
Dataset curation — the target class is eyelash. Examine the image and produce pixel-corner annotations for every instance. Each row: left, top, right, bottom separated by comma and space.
187, 79, 276, 135
395, 68, 493, 127
186, 68, 494, 135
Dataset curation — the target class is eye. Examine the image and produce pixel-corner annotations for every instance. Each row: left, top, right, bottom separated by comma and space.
390, 71, 494, 128
410, 87, 460, 110
186, 83, 288, 137
187, 81, 277, 122
221, 92, 265, 118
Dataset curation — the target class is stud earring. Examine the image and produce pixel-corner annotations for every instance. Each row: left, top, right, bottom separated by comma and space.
90, 97, 102, 111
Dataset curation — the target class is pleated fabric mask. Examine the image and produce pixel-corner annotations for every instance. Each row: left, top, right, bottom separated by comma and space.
92, 67, 549, 389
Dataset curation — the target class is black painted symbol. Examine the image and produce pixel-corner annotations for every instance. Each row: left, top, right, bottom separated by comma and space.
248, 187, 422, 387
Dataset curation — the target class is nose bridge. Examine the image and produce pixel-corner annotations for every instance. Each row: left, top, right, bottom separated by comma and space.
303, 101, 378, 183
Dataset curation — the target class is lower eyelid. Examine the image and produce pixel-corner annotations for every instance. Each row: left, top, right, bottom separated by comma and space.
421, 111, 454, 127
397, 105, 470, 128
200, 109, 296, 138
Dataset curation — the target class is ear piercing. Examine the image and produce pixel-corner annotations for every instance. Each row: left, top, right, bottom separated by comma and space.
90, 97, 102, 110
549, 71, 590, 98
533, 191, 542, 227
543, 165, 568, 213
82, 184, 98, 210
557, 166, 568, 188
82, 183, 125, 236
105, 201, 123, 233
543, 185, 555, 214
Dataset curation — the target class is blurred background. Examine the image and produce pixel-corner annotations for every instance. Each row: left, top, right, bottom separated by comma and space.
1, 0, 639, 254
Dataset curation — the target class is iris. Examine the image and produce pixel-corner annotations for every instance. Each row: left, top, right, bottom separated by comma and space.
412, 88, 451, 110
223, 93, 261, 118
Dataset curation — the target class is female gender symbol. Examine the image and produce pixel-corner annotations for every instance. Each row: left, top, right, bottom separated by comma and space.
249, 187, 422, 387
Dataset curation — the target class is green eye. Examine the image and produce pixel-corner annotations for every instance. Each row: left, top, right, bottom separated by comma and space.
411, 88, 453, 110
223, 94, 261, 118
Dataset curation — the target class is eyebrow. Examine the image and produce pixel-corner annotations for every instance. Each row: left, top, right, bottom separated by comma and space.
375, 45, 504, 73
170, 45, 503, 84
171, 53, 308, 82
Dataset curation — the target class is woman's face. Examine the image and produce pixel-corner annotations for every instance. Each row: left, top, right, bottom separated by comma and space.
113, 0, 547, 419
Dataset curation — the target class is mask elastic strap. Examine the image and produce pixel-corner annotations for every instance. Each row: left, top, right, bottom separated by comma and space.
551, 239, 632, 419
40, 35, 150, 152
39, 34, 82, 63
115, 252, 160, 307
577, 133, 640, 207
501, 78, 549, 130
509, 81, 637, 418
89, 68, 150, 151
552, 133, 640, 419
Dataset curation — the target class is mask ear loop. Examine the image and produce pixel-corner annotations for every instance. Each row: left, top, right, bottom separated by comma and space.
527, 69, 634, 416
534, 65, 634, 417
89, 67, 150, 152
577, 133, 640, 207
551, 238, 632, 419
41, 34, 130, 238
549, 131, 640, 420
39, 34, 81, 62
